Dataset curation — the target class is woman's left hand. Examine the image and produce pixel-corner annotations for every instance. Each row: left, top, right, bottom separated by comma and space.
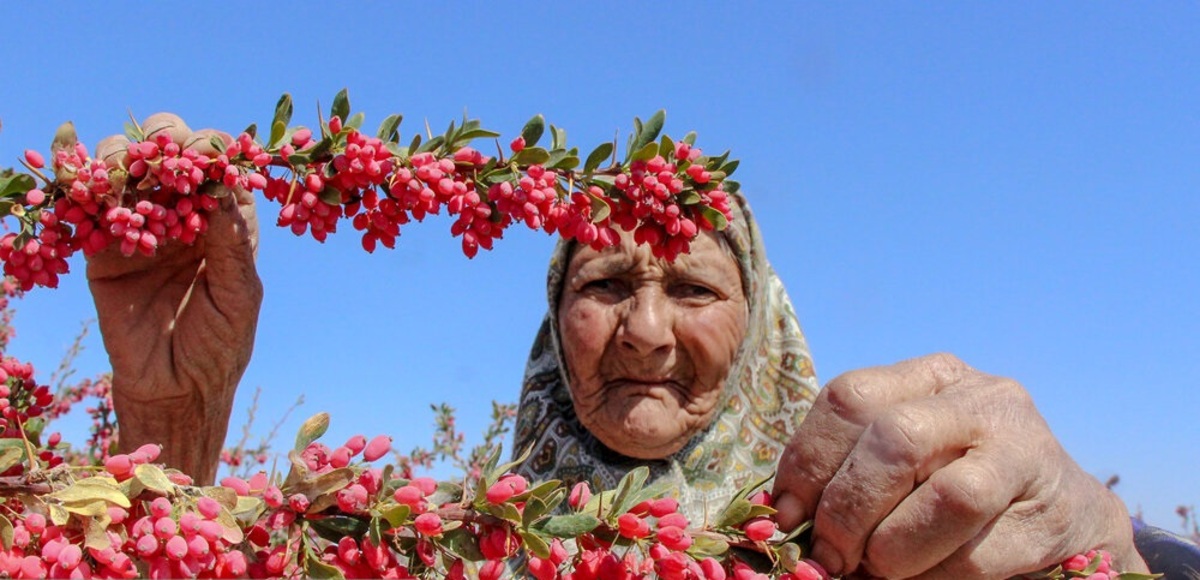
771, 353, 1148, 578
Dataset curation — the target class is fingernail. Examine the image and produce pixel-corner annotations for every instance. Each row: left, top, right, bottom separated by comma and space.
772, 492, 807, 530
811, 539, 844, 576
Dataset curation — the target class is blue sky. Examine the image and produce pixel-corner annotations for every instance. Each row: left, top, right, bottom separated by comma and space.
0, 3, 1196, 531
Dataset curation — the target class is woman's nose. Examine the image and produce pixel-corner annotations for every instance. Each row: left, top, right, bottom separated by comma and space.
617, 291, 675, 355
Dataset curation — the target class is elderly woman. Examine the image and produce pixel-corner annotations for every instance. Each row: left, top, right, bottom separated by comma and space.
87, 118, 1196, 577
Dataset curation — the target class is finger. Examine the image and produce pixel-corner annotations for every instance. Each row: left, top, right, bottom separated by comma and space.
860, 445, 1030, 578
95, 135, 132, 168
141, 112, 191, 146
906, 504, 1065, 580
184, 129, 234, 157
807, 389, 986, 575
772, 354, 972, 530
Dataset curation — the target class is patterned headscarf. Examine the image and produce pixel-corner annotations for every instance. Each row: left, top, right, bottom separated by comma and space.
512, 192, 820, 523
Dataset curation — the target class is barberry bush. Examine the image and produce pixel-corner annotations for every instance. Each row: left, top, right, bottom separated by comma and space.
0, 93, 1163, 578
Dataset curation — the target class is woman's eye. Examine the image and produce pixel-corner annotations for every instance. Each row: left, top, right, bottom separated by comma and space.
582, 279, 621, 293
672, 283, 717, 300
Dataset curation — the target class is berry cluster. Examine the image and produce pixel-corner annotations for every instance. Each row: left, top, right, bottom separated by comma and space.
0, 91, 741, 292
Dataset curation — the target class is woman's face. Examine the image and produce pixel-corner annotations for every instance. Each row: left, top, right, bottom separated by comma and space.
558, 231, 748, 459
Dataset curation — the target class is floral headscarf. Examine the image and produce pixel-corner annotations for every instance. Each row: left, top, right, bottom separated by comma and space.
512, 192, 820, 522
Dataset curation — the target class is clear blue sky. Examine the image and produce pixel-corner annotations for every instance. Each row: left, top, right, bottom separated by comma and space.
1, 3, 1196, 531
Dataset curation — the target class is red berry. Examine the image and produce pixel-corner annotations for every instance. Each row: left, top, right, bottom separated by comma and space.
362, 434, 391, 462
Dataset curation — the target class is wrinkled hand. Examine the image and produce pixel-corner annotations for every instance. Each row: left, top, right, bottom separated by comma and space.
772, 354, 1148, 578
87, 113, 262, 485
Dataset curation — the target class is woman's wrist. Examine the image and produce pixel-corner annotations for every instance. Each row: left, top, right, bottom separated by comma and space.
111, 376, 237, 485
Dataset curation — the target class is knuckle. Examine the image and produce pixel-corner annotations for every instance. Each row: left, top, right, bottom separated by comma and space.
822, 368, 888, 422
917, 352, 970, 383
866, 407, 929, 467
929, 466, 990, 522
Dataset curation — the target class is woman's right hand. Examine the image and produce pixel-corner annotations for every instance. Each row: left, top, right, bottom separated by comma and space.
87, 114, 263, 484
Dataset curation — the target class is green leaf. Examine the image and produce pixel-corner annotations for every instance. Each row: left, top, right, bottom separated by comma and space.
552, 155, 580, 171
208, 135, 227, 153
718, 158, 740, 176
583, 142, 614, 173
700, 206, 729, 231
318, 187, 342, 207
520, 114, 546, 148
715, 499, 753, 529
51, 478, 131, 509
631, 110, 666, 154
273, 93, 294, 128
0, 446, 23, 474
123, 122, 143, 142
242, 123, 258, 139
287, 153, 312, 167
442, 527, 485, 561
659, 135, 675, 158
779, 519, 812, 544
686, 534, 729, 558
0, 173, 36, 198
376, 114, 403, 142
269, 120, 287, 149
589, 193, 611, 223
294, 412, 330, 453
132, 463, 175, 495
379, 503, 411, 529
310, 515, 370, 543
511, 147, 551, 166
0, 513, 12, 550
407, 133, 423, 154
457, 128, 501, 141
345, 112, 365, 131
300, 140, 330, 165
682, 131, 697, 145
331, 89, 351, 123
519, 530, 551, 559
609, 466, 650, 518
722, 179, 741, 195
677, 190, 701, 205
306, 550, 346, 579
270, 94, 294, 145
775, 541, 803, 573
631, 141, 660, 163
551, 125, 567, 150
536, 513, 601, 538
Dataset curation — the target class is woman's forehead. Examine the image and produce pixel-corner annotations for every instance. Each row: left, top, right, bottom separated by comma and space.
567, 231, 737, 276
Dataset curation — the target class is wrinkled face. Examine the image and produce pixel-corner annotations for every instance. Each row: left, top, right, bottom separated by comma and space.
558, 231, 749, 459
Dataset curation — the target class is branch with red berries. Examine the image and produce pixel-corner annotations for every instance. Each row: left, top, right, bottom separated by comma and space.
0, 89, 740, 291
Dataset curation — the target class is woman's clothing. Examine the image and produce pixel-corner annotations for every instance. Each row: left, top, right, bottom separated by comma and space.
512, 192, 820, 523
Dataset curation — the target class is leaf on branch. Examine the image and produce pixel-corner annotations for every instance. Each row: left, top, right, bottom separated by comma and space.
331, 89, 351, 123
631, 141, 660, 163
0, 173, 36, 199
715, 499, 753, 529
294, 412, 330, 453
536, 513, 601, 538
377, 114, 403, 142
700, 206, 729, 231
306, 550, 346, 579
584, 142, 614, 173
274, 94, 294, 132
0, 446, 23, 474
521, 114, 546, 148
631, 110, 666, 154
0, 513, 12, 550
50, 478, 131, 509
132, 463, 175, 495
687, 534, 730, 559
511, 147, 551, 166
345, 112, 365, 132
519, 529, 552, 559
